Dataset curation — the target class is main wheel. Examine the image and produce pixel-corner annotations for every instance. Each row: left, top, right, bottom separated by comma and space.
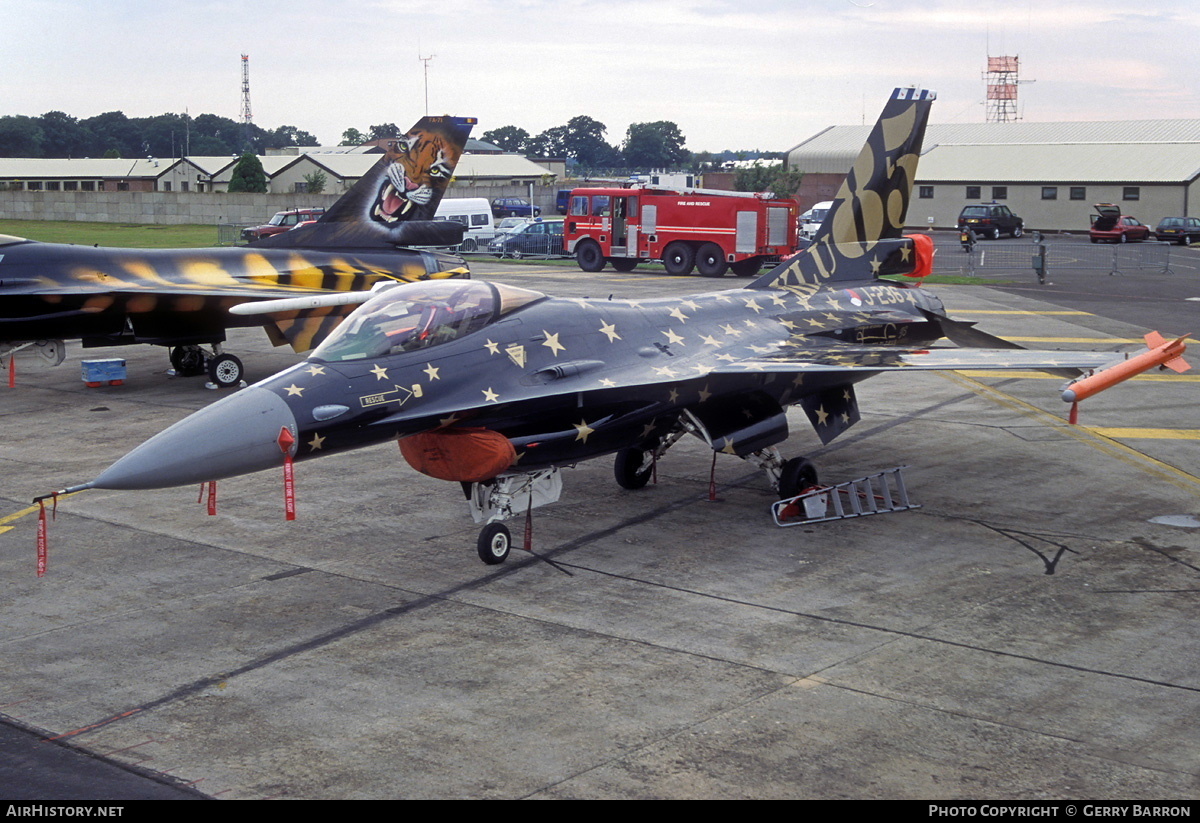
1119, 233, 1128, 244
1012, 225, 1023, 238
989, 227, 1001, 240
778, 457, 819, 500
614, 448, 653, 490
169, 346, 206, 377
207, 353, 244, 388
662, 242, 695, 276
575, 240, 605, 272
477, 522, 512, 565
730, 258, 761, 277
696, 243, 729, 277
610, 258, 639, 272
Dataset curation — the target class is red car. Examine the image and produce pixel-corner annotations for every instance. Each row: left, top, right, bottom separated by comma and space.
241, 208, 326, 242
1089, 204, 1151, 243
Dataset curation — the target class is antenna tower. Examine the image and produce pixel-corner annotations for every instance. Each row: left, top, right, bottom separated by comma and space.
240, 54, 253, 148
983, 55, 1024, 122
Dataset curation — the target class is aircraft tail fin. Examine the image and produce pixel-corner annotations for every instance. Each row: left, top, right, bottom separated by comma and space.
253, 115, 477, 251
752, 88, 935, 291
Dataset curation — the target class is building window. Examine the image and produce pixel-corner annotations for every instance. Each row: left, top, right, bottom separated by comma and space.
27, 181, 42, 190
295, 182, 309, 193
1070, 186, 1086, 200
45, 181, 60, 191
81, 181, 96, 191
63, 181, 78, 191
966, 186, 981, 200
1123, 186, 1140, 201
918, 186, 934, 199
162, 181, 171, 192
1041, 187, 1057, 200
117, 182, 129, 191
991, 186, 1007, 200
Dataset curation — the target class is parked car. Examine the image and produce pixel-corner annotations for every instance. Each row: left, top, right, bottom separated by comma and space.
241, 207, 326, 241
491, 197, 541, 218
1089, 204, 1151, 243
956, 203, 1024, 239
1153, 216, 1200, 245
487, 219, 565, 258
494, 216, 532, 235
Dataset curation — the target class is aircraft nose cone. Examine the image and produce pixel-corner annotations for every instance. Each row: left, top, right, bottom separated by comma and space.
91, 387, 298, 490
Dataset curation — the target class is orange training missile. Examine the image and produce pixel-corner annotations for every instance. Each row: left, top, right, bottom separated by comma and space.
1062, 331, 1190, 404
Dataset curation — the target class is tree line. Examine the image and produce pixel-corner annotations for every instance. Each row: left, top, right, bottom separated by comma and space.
0, 110, 319, 159
479, 115, 801, 195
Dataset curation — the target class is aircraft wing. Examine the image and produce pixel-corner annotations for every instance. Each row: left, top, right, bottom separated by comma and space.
710, 344, 1122, 375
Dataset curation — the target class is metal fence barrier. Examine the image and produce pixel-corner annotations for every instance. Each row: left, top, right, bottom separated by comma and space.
217, 224, 253, 246
952, 239, 1173, 280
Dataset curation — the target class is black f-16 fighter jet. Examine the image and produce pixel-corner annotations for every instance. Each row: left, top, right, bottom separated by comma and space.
55, 90, 1164, 563
0, 116, 476, 386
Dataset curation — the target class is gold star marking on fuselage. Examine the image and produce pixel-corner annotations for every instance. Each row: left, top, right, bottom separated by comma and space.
542, 331, 565, 356
482, 388, 499, 403
815, 406, 829, 425
484, 339, 500, 355
284, 384, 305, 397
663, 329, 686, 346
720, 324, 742, 337
653, 366, 677, 377
305, 364, 326, 377
573, 419, 595, 442
744, 298, 763, 313
700, 334, 721, 346
681, 299, 701, 310
424, 363, 440, 381
698, 385, 712, 402
599, 321, 621, 342
770, 294, 788, 307
900, 245, 912, 262
870, 257, 882, 274
308, 433, 326, 450
669, 307, 690, 323
599, 378, 616, 387
668, 388, 679, 403
370, 364, 389, 381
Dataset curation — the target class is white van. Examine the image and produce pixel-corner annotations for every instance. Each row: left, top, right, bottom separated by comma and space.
799, 200, 833, 240
433, 197, 496, 252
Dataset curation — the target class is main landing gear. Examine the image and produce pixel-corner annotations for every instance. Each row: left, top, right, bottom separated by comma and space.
169, 344, 245, 389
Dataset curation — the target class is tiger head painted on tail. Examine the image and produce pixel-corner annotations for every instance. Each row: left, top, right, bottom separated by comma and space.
371, 126, 462, 225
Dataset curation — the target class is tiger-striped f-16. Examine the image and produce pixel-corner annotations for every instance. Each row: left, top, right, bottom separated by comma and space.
0, 116, 476, 387
53, 90, 1186, 563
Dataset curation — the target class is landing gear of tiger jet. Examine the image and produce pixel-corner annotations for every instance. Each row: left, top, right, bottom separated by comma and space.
168, 344, 245, 389
467, 468, 563, 564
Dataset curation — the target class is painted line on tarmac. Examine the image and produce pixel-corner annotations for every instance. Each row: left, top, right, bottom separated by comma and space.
1005, 336, 1142, 344
1086, 428, 1200, 440
0, 494, 81, 535
956, 370, 1200, 383
941, 371, 1200, 494
951, 310, 1094, 316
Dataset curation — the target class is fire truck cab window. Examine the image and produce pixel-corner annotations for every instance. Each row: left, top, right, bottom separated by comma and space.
593, 196, 610, 217
570, 196, 589, 216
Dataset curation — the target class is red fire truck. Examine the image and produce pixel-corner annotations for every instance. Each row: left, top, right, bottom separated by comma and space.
564, 187, 800, 277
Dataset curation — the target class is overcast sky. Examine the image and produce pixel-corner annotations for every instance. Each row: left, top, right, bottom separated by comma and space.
6, 0, 1199, 153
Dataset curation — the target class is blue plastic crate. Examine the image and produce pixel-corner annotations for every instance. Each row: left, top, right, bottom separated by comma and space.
81, 358, 127, 385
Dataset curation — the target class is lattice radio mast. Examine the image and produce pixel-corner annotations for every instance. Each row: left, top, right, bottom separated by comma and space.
240, 53, 254, 149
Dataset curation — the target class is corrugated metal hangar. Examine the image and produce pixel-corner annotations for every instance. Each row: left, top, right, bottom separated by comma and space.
787, 120, 1200, 232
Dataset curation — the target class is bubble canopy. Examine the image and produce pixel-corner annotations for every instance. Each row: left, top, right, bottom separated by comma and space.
312, 280, 545, 362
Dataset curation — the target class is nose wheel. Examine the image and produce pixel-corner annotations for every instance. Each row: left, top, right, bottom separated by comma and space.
477, 522, 512, 565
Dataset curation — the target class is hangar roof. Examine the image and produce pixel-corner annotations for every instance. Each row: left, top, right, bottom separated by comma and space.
788, 120, 1200, 181
919, 142, 1200, 184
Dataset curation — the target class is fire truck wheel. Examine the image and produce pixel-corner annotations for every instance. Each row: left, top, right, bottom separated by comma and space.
610, 258, 638, 272
663, 242, 695, 276
730, 258, 762, 277
575, 240, 605, 272
696, 243, 729, 277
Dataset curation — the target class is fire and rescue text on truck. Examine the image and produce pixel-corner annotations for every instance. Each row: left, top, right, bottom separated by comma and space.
564, 187, 801, 277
